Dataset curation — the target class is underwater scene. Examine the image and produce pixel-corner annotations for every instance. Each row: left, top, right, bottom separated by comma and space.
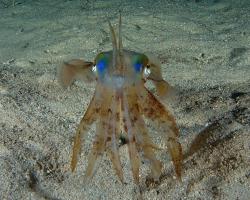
0, 0, 249, 199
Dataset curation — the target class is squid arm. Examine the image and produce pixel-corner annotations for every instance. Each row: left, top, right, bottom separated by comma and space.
81, 88, 124, 182
136, 85, 182, 180
122, 90, 140, 184
124, 87, 163, 183
71, 89, 99, 172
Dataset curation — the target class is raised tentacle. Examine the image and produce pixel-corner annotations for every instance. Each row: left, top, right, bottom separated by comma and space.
108, 21, 118, 70
117, 13, 124, 71
136, 85, 182, 180
58, 59, 95, 87
118, 12, 123, 53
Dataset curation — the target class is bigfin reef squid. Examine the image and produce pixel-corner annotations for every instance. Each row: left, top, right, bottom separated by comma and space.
58, 14, 183, 186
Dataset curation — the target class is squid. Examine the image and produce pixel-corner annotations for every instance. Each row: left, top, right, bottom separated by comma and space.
58, 15, 182, 185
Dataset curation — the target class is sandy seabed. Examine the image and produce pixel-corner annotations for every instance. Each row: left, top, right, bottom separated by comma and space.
0, 0, 249, 199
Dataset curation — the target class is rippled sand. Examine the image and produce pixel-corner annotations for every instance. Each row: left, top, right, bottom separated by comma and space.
0, 0, 249, 199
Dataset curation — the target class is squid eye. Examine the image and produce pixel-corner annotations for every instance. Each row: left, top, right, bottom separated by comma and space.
92, 65, 97, 74
134, 62, 142, 72
96, 59, 106, 73
133, 56, 143, 72
95, 53, 108, 75
132, 54, 147, 73
143, 66, 151, 78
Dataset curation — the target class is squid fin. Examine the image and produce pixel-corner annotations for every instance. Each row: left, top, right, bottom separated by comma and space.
58, 59, 94, 88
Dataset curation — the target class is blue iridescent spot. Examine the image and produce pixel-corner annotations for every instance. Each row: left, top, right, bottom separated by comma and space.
96, 53, 108, 75
133, 55, 145, 73
96, 59, 106, 73
134, 62, 142, 72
